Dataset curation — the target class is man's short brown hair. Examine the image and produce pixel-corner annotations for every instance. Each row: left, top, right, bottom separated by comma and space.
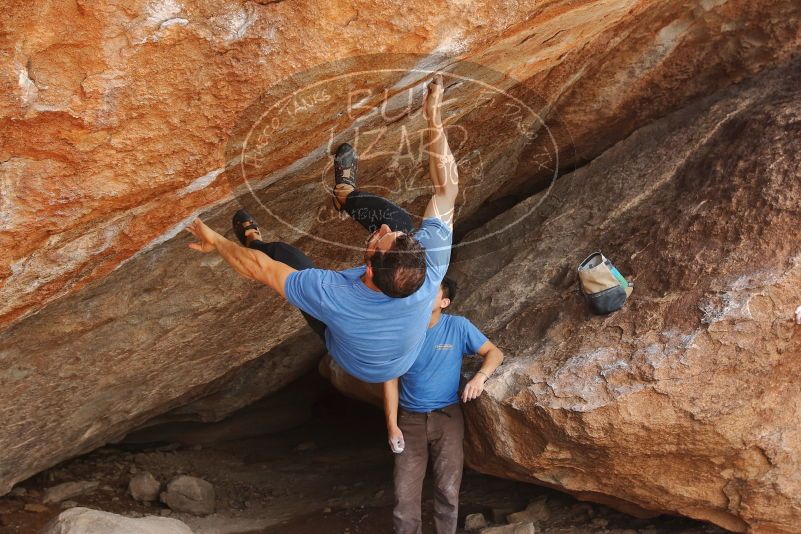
441, 277, 457, 302
370, 234, 426, 298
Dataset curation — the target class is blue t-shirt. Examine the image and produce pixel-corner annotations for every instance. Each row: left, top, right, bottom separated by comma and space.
284, 217, 452, 383
399, 314, 488, 412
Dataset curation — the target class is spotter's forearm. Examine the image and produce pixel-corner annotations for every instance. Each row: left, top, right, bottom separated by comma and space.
476, 345, 504, 381
383, 379, 400, 430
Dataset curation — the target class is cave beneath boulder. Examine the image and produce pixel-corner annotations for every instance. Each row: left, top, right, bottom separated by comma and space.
0, 371, 728, 534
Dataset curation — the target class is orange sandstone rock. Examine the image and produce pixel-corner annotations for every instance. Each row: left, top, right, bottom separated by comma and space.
1, 2, 800, 531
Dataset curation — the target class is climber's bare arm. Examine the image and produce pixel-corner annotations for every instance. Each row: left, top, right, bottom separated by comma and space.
423, 75, 458, 229
186, 219, 295, 298
461, 341, 504, 403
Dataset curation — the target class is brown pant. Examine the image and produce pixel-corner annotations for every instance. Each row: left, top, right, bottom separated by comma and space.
393, 403, 464, 534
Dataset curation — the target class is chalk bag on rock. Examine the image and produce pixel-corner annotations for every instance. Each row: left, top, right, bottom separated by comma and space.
577, 252, 633, 315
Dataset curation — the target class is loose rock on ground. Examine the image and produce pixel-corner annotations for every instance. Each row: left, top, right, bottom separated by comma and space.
43, 481, 99, 504
42, 507, 194, 534
160, 475, 215, 516
129, 472, 160, 503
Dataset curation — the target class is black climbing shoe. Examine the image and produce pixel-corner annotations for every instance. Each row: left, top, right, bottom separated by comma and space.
232, 209, 260, 246
332, 143, 358, 211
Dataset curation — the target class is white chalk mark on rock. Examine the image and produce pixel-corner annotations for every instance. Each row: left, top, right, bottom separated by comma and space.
136, 0, 188, 43
16, 62, 39, 106
223, 5, 257, 42
138, 211, 205, 259
159, 18, 189, 31
146, 0, 183, 27
389, 37, 464, 91
178, 168, 225, 197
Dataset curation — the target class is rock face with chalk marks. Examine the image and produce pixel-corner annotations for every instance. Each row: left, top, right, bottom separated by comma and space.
1, 0, 801, 531
3, 0, 801, 327
448, 58, 801, 533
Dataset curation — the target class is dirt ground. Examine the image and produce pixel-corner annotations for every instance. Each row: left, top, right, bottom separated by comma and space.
0, 387, 726, 534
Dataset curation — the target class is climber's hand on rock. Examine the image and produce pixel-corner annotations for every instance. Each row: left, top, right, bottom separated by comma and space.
388, 426, 405, 454
462, 375, 486, 403
795, 305, 801, 325
186, 218, 218, 253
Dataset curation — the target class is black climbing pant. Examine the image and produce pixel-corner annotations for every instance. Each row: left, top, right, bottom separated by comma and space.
247, 240, 327, 341
340, 189, 415, 234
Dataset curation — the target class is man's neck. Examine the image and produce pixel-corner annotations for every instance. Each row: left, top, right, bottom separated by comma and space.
360, 273, 382, 292
428, 310, 443, 328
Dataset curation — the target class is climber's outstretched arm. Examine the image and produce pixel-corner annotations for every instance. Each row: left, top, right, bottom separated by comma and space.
423, 75, 458, 229
186, 218, 295, 298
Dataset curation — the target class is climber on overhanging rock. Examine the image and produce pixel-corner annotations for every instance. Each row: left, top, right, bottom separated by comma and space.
383, 276, 504, 534
186, 75, 458, 383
